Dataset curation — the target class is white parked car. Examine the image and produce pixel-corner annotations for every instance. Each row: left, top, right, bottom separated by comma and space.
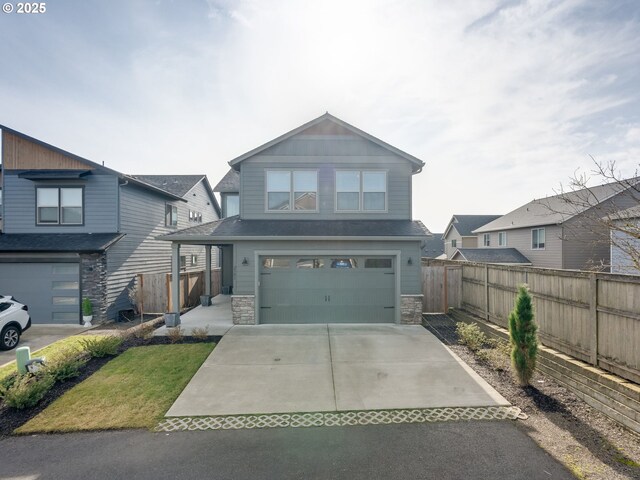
0, 296, 31, 350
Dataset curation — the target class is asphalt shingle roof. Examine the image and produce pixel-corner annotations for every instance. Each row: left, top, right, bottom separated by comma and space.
422, 233, 444, 258
449, 215, 502, 236
452, 248, 531, 264
474, 181, 639, 233
213, 169, 240, 193
0, 233, 124, 252
129, 175, 205, 198
160, 216, 431, 239
610, 204, 640, 220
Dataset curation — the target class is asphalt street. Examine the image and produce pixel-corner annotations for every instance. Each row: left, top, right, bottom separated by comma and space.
0, 421, 571, 479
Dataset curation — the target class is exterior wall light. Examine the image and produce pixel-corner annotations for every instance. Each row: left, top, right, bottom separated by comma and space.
407, 257, 413, 265
242, 257, 249, 266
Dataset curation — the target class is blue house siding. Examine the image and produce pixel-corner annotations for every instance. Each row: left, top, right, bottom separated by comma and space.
2, 172, 119, 234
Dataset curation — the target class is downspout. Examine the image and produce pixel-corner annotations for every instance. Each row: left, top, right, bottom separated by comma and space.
118, 179, 129, 232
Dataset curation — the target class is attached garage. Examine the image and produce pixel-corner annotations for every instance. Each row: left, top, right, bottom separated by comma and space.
259, 255, 397, 324
0, 262, 80, 324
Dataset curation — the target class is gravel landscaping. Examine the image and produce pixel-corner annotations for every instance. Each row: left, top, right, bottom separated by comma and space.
424, 314, 640, 480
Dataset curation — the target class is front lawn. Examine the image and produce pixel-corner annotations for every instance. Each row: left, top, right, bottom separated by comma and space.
0, 335, 101, 381
16, 342, 214, 433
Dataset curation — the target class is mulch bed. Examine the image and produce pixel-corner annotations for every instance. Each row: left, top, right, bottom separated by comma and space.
0, 331, 221, 438
425, 314, 640, 480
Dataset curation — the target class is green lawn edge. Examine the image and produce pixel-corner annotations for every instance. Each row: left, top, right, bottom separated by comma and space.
16, 342, 215, 433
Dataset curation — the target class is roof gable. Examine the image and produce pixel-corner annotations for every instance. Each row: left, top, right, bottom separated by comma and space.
443, 214, 502, 238
228, 113, 425, 172
213, 169, 240, 192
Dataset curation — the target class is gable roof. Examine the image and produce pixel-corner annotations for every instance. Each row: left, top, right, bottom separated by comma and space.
443, 215, 502, 238
610, 204, 640, 221
451, 248, 531, 264
130, 175, 206, 197
474, 180, 639, 233
227, 113, 425, 172
213, 169, 240, 193
422, 233, 444, 258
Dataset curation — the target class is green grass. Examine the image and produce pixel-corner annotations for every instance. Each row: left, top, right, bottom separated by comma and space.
0, 335, 101, 380
16, 343, 215, 433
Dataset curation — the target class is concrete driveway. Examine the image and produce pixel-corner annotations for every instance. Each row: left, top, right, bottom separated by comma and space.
166, 324, 508, 417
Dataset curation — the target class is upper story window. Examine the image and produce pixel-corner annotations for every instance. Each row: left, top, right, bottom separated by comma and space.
165, 204, 178, 227
336, 171, 387, 212
225, 194, 239, 217
266, 170, 318, 212
36, 187, 83, 225
451, 239, 457, 248
483, 233, 491, 247
532, 227, 545, 249
498, 232, 507, 246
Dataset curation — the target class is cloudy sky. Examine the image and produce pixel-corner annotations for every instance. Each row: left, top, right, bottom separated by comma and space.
1, 0, 639, 231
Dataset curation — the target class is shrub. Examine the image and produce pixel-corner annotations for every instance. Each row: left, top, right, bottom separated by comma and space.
80, 335, 123, 358
3, 373, 55, 409
167, 326, 183, 344
508, 284, 539, 386
82, 297, 93, 317
45, 348, 88, 382
0, 373, 18, 399
191, 327, 210, 341
456, 322, 492, 352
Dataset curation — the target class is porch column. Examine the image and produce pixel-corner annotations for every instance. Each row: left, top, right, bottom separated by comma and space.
171, 243, 181, 318
205, 245, 212, 296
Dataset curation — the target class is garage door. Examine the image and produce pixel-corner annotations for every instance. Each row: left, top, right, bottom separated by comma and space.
0, 263, 80, 324
259, 255, 396, 324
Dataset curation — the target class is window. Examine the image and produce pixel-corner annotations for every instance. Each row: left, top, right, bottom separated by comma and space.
336, 171, 386, 212
225, 194, 239, 217
532, 228, 545, 249
191, 255, 198, 266
451, 239, 457, 248
165, 204, 178, 227
262, 258, 290, 269
52, 281, 79, 290
53, 312, 78, 322
266, 171, 317, 212
180, 255, 186, 268
296, 258, 324, 269
483, 233, 491, 247
189, 210, 203, 223
365, 258, 392, 268
331, 258, 358, 268
52, 264, 79, 275
498, 232, 507, 246
36, 187, 83, 225
336, 171, 360, 211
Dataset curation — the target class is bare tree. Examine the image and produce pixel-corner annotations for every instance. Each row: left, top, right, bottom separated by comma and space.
541, 157, 639, 272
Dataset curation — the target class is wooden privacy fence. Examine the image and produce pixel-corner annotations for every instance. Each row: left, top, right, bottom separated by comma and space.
422, 264, 462, 312
422, 258, 640, 384
138, 268, 221, 313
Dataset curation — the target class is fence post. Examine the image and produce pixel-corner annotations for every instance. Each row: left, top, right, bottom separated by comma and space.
589, 273, 598, 366
443, 267, 448, 313
484, 264, 489, 321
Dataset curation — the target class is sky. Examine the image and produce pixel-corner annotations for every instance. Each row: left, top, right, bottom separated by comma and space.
1, 0, 639, 232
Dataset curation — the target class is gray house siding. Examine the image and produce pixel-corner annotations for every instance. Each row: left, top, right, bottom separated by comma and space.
443, 229, 462, 259
239, 135, 412, 221
2, 172, 119, 234
105, 181, 219, 319
489, 225, 564, 269
611, 222, 640, 275
231, 239, 422, 295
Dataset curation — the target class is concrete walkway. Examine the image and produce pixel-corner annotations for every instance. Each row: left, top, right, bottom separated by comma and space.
154, 294, 233, 337
166, 324, 508, 417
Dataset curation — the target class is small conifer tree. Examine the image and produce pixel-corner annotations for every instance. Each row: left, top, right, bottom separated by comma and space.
508, 284, 538, 386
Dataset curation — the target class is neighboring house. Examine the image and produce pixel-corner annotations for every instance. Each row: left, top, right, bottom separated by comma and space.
213, 169, 240, 293
161, 113, 430, 325
0, 125, 221, 324
422, 233, 444, 258
451, 248, 531, 265
610, 205, 640, 275
473, 182, 639, 270
442, 215, 501, 259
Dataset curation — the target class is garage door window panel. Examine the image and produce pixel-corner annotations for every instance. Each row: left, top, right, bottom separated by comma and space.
53, 296, 79, 305
262, 258, 290, 269
331, 258, 358, 268
296, 258, 324, 269
52, 281, 79, 290
365, 258, 392, 269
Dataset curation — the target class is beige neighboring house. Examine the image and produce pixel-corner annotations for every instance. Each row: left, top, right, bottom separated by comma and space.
442, 215, 501, 259
472, 181, 639, 271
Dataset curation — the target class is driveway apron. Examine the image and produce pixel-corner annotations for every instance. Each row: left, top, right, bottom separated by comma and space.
166, 324, 508, 417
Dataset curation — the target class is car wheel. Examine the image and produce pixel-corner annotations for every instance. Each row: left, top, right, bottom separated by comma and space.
0, 325, 21, 351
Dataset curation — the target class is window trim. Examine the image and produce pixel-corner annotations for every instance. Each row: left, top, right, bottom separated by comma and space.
498, 231, 507, 247
265, 169, 319, 213
334, 169, 388, 213
35, 186, 85, 226
451, 239, 457, 248
483, 233, 491, 247
165, 203, 178, 228
531, 227, 546, 250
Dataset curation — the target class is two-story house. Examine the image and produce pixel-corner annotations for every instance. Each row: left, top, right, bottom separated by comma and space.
0, 125, 220, 324
471, 181, 638, 270
441, 215, 501, 259
161, 113, 430, 325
